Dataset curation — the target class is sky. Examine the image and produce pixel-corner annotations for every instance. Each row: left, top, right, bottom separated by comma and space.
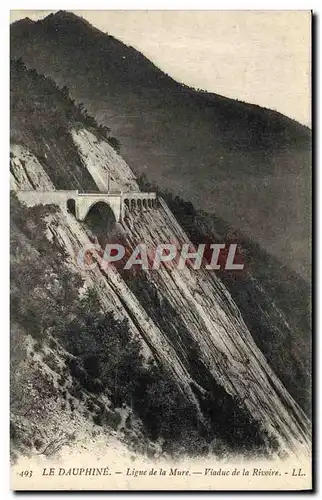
10, 10, 311, 126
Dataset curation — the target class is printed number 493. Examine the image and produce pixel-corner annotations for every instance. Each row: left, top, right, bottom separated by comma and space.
19, 470, 33, 478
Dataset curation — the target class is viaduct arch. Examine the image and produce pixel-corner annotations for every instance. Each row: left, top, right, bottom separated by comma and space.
15, 190, 158, 223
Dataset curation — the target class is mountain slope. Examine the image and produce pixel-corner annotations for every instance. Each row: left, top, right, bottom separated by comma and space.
10, 11, 311, 279
10, 60, 311, 463
137, 178, 311, 415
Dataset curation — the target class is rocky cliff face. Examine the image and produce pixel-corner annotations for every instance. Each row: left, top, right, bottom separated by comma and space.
10, 59, 310, 464
10, 10, 312, 279
10, 125, 311, 462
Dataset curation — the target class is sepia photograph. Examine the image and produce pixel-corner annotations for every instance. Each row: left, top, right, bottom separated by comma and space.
9, 8, 312, 491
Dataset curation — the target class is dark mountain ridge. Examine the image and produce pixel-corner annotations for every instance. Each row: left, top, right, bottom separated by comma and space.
10, 11, 311, 279
11, 12, 310, 142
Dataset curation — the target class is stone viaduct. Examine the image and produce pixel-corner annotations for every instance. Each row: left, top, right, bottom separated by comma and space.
16, 190, 158, 222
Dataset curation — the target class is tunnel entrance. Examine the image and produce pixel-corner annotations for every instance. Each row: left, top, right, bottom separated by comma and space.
84, 201, 117, 248
67, 199, 76, 216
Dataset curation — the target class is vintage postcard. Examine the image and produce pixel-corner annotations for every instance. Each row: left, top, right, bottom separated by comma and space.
10, 10, 312, 491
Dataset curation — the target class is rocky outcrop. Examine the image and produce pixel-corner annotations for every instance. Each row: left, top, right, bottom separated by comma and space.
10, 128, 311, 460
